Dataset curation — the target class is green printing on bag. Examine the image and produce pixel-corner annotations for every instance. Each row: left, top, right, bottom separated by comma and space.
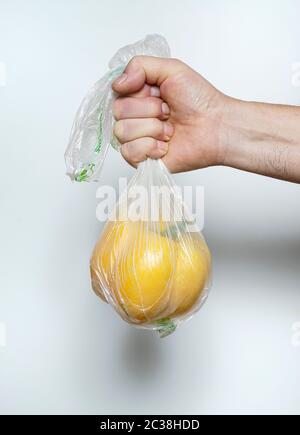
74, 163, 96, 182
95, 111, 104, 154
157, 318, 177, 338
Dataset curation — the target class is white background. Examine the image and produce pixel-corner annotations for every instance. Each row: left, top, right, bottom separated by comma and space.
0, 0, 300, 415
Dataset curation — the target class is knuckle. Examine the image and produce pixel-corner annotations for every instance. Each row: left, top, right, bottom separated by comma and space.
113, 99, 122, 120
113, 121, 124, 141
171, 57, 183, 68
123, 142, 139, 164
129, 56, 142, 69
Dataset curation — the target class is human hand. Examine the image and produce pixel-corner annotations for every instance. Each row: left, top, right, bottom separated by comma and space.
112, 56, 227, 173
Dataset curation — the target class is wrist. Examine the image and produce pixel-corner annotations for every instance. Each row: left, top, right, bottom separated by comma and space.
203, 93, 239, 167
219, 97, 255, 168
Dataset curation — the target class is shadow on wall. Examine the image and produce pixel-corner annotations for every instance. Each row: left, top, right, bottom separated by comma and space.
119, 327, 169, 380
209, 236, 300, 305
210, 236, 300, 271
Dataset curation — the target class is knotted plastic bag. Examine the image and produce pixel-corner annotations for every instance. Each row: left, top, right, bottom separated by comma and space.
66, 35, 212, 337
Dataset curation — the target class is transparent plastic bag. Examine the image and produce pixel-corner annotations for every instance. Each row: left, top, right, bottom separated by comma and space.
66, 34, 212, 337
90, 159, 211, 338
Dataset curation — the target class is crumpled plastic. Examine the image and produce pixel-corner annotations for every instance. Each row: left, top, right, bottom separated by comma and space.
65, 34, 170, 182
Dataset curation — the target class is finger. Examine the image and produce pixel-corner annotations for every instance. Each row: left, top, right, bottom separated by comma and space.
112, 56, 184, 95
121, 138, 169, 167
127, 84, 161, 99
113, 97, 170, 121
114, 118, 174, 144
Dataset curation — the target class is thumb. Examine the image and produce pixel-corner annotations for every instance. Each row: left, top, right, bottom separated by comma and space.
112, 56, 183, 95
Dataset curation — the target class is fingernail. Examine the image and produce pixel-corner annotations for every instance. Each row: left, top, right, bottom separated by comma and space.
164, 122, 174, 139
150, 86, 160, 97
157, 141, 168, 152
162, 102, 170, 115
115, 73, 128, 85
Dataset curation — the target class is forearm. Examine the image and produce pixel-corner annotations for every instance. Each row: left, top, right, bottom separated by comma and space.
221, 98, 300, 183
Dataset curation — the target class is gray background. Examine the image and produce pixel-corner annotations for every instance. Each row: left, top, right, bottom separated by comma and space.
0, 0, 300, 415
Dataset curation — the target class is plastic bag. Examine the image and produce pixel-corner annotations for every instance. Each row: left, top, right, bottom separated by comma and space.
66, 35, 212, 337
90, 159, 212, 337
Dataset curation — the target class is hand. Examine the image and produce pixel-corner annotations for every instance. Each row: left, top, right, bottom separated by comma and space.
112, 56, 227, 173
112, 56, 300, 183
